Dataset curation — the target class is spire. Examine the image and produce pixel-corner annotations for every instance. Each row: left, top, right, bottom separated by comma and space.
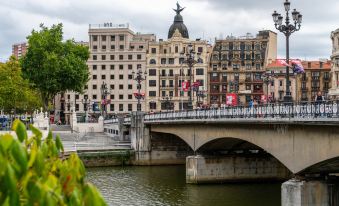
168, 2, 189, 39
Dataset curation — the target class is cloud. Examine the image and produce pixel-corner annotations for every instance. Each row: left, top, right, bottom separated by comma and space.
0, 0, 338, 61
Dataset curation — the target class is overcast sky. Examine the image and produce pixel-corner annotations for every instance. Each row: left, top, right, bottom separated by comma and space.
1, 0, 339, 62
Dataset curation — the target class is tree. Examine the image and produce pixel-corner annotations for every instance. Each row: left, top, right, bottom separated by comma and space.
0, 120, 107, 205
0, 56, 42, 114
21, 24, 90, 110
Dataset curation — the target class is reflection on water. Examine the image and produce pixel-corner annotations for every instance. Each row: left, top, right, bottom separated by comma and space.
86, 166, 281, 206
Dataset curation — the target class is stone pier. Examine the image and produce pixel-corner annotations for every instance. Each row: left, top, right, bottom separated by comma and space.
186, 154, 291, 184
282, 178, 339, 206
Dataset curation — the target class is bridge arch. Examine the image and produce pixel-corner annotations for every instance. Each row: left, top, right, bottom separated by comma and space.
150, 123, 339, 174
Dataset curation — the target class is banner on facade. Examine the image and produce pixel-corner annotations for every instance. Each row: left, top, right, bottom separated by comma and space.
182, 81, 189, 92
226, 93, 238, 106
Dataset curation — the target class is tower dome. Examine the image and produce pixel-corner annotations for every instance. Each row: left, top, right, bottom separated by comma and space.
168, 2, 189, 39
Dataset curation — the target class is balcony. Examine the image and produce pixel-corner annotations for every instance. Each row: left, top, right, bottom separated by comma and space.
210, 78, 220, 83
311, 76, 320, 80
311, 87, 320, 91
301, 87, 308, 91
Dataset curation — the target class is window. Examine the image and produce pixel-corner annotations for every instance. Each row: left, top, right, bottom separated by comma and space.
93, 85, 97, 89
279, 80, 283, 86
110, 95, 114, 99
101, 55, 106, 60
246, 64, 251, 70
75, 94, 79, 99
128, 84, 132, 89
196, 68, 204, 75
68, 94, 70, 99
93, 95, 97, 99
93, 65, 97, 70
93, 75, 97, 80
92, 35, 98, 41
128, 75, 132, 79
119, 65, 123, 70
119, 104, 123, 111
101, 65, 106, 70
110, 55, 114, 60
128, 104, 132, 111
149, 69, 156, 76
119, 95, 123, 100
161, 58, 166, 64
139, 45, 144, 49
149, 91, 156, 96
175, 46, 178, 53
84, 85, 88, 89
101, 35, 106, 41
198, 47, 203, 53
93, 55, 97, 60
119, 35, 124, 41
128, 55, 132, 60
149, 59, 156, 64
151, 48, 156, 53
102, 45, 106, 50
149, 102, 156, 110
137, 54, 142, 60
119, 45, 124, 50
119, 75, 123, 80
111, 35, 115, 41
168, 58, 174, 64
119, 55, 123, 60
169, 91, 174, 97
128, 94, 132, 99
93, 45, 97, 50
110, 65, 114, 70
111, 45, 115, 50
110, 75, 114, 79
101, 75, 106, 80
110, 85, 114, 90
149, 80, 156, 87
128, 65, 132, 70
197, 79, 204, 86
110, 104, 114, 111
162, 91, 166, 97
119, 85, 123, 89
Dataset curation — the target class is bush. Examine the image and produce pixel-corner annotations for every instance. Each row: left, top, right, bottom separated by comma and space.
0, 119, 107, 205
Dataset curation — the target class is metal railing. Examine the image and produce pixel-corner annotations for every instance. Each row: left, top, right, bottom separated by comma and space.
106, 101, 339, 124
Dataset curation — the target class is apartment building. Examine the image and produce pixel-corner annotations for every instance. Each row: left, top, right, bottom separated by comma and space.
146, 30, 210, 111
208, 30, 277, 106
60, 24, 155, 123
266, 60, 331, 102
329, 28, 339, 99
12, 42, 28, 59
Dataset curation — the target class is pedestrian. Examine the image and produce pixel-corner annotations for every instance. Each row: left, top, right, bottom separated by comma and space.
249, 99, 254, 108
315, 91, 324, 117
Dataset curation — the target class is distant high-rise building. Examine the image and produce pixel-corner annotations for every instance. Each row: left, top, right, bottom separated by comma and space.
12, 42, 28, 59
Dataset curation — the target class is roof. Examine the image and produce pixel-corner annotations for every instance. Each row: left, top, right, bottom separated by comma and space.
267, 59, 331, 70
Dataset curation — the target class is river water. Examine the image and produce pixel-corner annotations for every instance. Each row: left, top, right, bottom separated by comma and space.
87, 165, 281, 206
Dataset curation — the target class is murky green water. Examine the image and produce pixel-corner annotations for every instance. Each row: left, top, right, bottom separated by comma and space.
87, 166, 281, 206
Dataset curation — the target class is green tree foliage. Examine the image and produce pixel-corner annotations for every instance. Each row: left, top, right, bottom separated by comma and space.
21, 24, 90, 110
0, 120, 107, 205
0, 56, 42, 114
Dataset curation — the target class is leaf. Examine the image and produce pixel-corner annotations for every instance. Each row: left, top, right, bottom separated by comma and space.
55, 135, 64, 153
28, 142, 37, 168
12, 119, 27, 143
0, 134, 14, 153
10, 140, 28, 174
29, 124, 42, 146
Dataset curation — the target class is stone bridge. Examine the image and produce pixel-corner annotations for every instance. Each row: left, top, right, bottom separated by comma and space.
105, 102, 339, 206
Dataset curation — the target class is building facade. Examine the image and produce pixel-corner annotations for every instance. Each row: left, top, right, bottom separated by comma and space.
329, 28, 339, 98
208, 31, 277, 106
59, 24, 156, 124
146, 30, 210, 111
266, 60, 331, 102
12, 42, 28, 59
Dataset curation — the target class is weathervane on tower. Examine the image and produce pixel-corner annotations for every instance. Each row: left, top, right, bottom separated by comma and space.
173, 2, 185, 14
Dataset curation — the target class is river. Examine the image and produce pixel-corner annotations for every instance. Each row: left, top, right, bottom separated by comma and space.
86, 165, 281, 206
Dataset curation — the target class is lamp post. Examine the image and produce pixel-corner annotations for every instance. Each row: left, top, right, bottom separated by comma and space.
162, 95, 173, 112
180, 44, 202, 110
262, 73, 276, 103
100, 82, 109, 118
132, 65, 147, 112
272, 0, 302, 102
81, 96, 90, 122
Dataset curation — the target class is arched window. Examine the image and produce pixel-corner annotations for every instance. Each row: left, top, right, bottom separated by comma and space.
149, 59, 156, 64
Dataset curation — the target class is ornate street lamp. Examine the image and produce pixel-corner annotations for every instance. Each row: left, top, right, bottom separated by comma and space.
161, 95, 173, 112
132, 65, 147, 112
100, 82, 110, 118
272, 0, 302, 102
261, 73, 276, 103
180, 44, 202, 110
81, 96, 90, 122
